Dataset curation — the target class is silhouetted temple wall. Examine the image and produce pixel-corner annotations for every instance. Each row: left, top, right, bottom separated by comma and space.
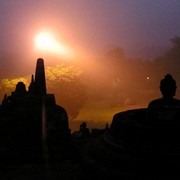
0, 58, 72, 163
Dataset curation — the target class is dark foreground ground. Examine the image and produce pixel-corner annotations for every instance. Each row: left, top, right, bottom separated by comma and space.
0, 161, 80, 180
1, 136, 179, 180
1, 107, 180, 180
0, 137, 94, 180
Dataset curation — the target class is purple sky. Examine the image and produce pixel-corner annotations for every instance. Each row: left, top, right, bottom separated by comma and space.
0, 0, 180, 129
0, 0, 180, 61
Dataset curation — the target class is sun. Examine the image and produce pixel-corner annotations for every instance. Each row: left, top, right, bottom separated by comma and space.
34, 31, 71, 57
35, 32, 54, 50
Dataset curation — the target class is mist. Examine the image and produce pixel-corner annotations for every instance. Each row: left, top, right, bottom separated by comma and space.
1, 36, 179, 132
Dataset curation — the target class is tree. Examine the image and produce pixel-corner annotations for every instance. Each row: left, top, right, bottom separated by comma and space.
153, 36, 180, 79
45, 65, 87, 120
106, 47, 125, 61
0, 78, 28, 101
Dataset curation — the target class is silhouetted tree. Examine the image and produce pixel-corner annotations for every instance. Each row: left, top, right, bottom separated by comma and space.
106, 47, 125, 61
152, 36, 180, 86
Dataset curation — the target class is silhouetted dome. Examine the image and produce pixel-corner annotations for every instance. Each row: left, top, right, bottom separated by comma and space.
15, 82, 27, 96
80, 108, 180, 179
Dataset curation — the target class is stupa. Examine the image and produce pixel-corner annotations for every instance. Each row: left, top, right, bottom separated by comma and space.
0, 58, 72, 164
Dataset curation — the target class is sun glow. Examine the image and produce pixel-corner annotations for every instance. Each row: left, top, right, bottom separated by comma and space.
34, 31, 73, 58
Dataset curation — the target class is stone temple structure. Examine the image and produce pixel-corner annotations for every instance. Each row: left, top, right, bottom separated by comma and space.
79, 108, 180, 179
0, 58, 73, 164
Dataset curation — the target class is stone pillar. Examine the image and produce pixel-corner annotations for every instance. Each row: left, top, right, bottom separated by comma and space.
34, 58, 47, 95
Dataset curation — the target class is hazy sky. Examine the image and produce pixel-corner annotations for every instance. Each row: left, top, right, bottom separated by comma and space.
0, 0, 180, 130
0, 0, 180, 74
